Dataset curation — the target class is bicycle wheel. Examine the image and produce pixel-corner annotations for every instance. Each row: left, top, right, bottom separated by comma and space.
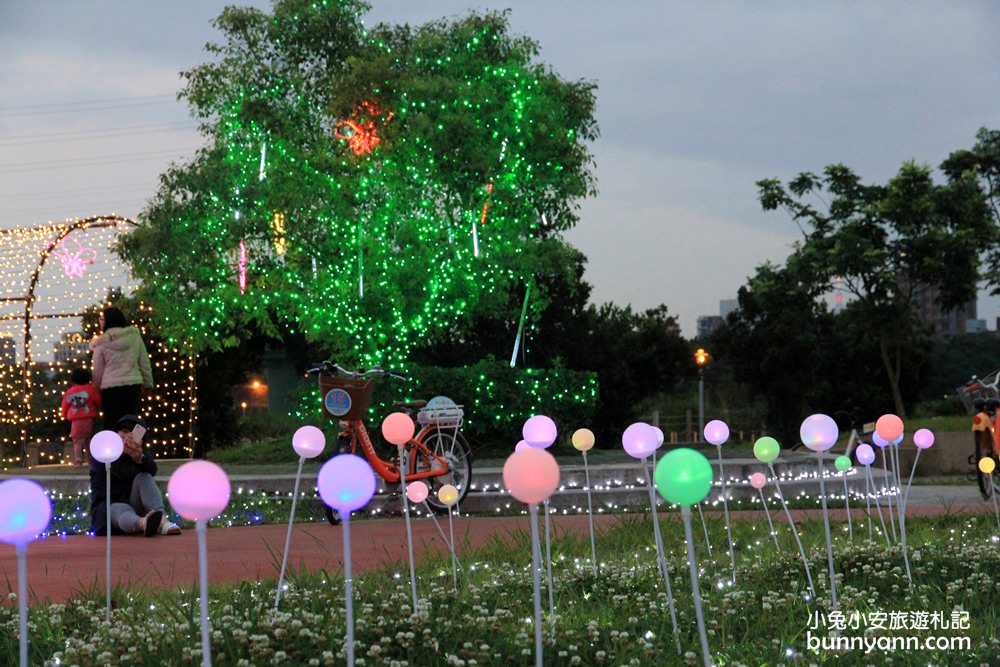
974, 428, 996, 501
409, 428, 472, 513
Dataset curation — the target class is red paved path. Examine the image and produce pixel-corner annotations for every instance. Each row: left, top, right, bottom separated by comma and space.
1, 503, 990, 606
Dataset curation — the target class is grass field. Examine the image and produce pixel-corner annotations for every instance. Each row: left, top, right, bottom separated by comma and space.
5, 509, 998, 666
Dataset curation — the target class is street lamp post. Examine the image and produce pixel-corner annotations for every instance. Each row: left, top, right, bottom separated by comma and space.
694, 348, 709, 442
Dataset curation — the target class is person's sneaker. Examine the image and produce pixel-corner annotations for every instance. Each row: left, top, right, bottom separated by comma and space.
141, 510, 163, 537
160, 520, 181, 536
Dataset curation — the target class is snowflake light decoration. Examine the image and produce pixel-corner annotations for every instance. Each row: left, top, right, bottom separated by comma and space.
52, 237, 96, 278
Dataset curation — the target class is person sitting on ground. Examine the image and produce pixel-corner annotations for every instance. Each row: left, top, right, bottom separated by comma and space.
88, 414, 181, 537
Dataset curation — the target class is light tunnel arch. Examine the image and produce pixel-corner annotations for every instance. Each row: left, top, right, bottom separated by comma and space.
0, 215, 196, 467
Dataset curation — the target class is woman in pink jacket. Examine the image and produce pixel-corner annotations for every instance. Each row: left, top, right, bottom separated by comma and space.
90, 307, 154, 429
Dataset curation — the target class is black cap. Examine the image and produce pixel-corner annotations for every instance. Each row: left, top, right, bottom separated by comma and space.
113, 414, 147, 433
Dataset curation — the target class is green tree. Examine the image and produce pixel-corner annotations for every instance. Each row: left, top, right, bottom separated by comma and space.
757, 161, 993, 416
118, 1, 598, 367
833, 298, 933, 419
924, 330, 1000, 403
711, 262, 934, 444
413, 242, 690, 441
411, 242, 592, 368
711, 263, 840, 445
941, 127, 1000, 292
576, 303, 692, 439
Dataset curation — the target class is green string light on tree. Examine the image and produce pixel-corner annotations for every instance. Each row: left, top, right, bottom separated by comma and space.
119, 3, 597, 370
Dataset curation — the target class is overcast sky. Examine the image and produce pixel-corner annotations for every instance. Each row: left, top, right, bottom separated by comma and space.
1, 1, 998, 337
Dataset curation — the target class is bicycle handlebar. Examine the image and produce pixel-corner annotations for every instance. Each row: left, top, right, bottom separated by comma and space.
306, 361, 406, 381
963, 370, 1000, 393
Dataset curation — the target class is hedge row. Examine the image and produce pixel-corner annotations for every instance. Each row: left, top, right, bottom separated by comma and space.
290, 357, 597, 453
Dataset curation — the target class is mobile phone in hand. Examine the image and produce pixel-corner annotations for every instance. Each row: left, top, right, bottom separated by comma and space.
131, 423, 147, 441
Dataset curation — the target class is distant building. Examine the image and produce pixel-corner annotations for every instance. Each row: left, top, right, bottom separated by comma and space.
54, 331, 89, 364
966, 319, 987, 334
696, 315, 724, 339
696, 299, 738, 339
908, 284, 976, 336
719, 299, 738, 319
0, 335, 14, 364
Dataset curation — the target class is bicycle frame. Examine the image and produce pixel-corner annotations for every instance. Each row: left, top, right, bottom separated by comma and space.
342, 419, 453, 484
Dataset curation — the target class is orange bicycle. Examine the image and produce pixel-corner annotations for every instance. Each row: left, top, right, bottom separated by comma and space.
309, 361, 472, 523
957, 368, 1000, 500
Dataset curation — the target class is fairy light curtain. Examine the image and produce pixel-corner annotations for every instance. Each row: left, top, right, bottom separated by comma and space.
0, 216, 195, 468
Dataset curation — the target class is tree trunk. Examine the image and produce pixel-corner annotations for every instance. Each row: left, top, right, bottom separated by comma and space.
878, 335, 907, 418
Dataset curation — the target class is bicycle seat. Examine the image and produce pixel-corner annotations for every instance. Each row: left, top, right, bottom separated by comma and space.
393, 400, 427, 411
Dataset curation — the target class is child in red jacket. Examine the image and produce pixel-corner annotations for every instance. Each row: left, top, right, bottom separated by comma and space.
62, 367, 101, 465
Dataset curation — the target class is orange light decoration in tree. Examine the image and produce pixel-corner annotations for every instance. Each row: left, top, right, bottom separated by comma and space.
334, 101, 393, 156
472, 139, 506, 257
479, 183, 494, 226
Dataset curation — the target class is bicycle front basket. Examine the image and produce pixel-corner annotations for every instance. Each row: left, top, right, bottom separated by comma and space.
956, 369, 1000, 415
319, 374, 375, 420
